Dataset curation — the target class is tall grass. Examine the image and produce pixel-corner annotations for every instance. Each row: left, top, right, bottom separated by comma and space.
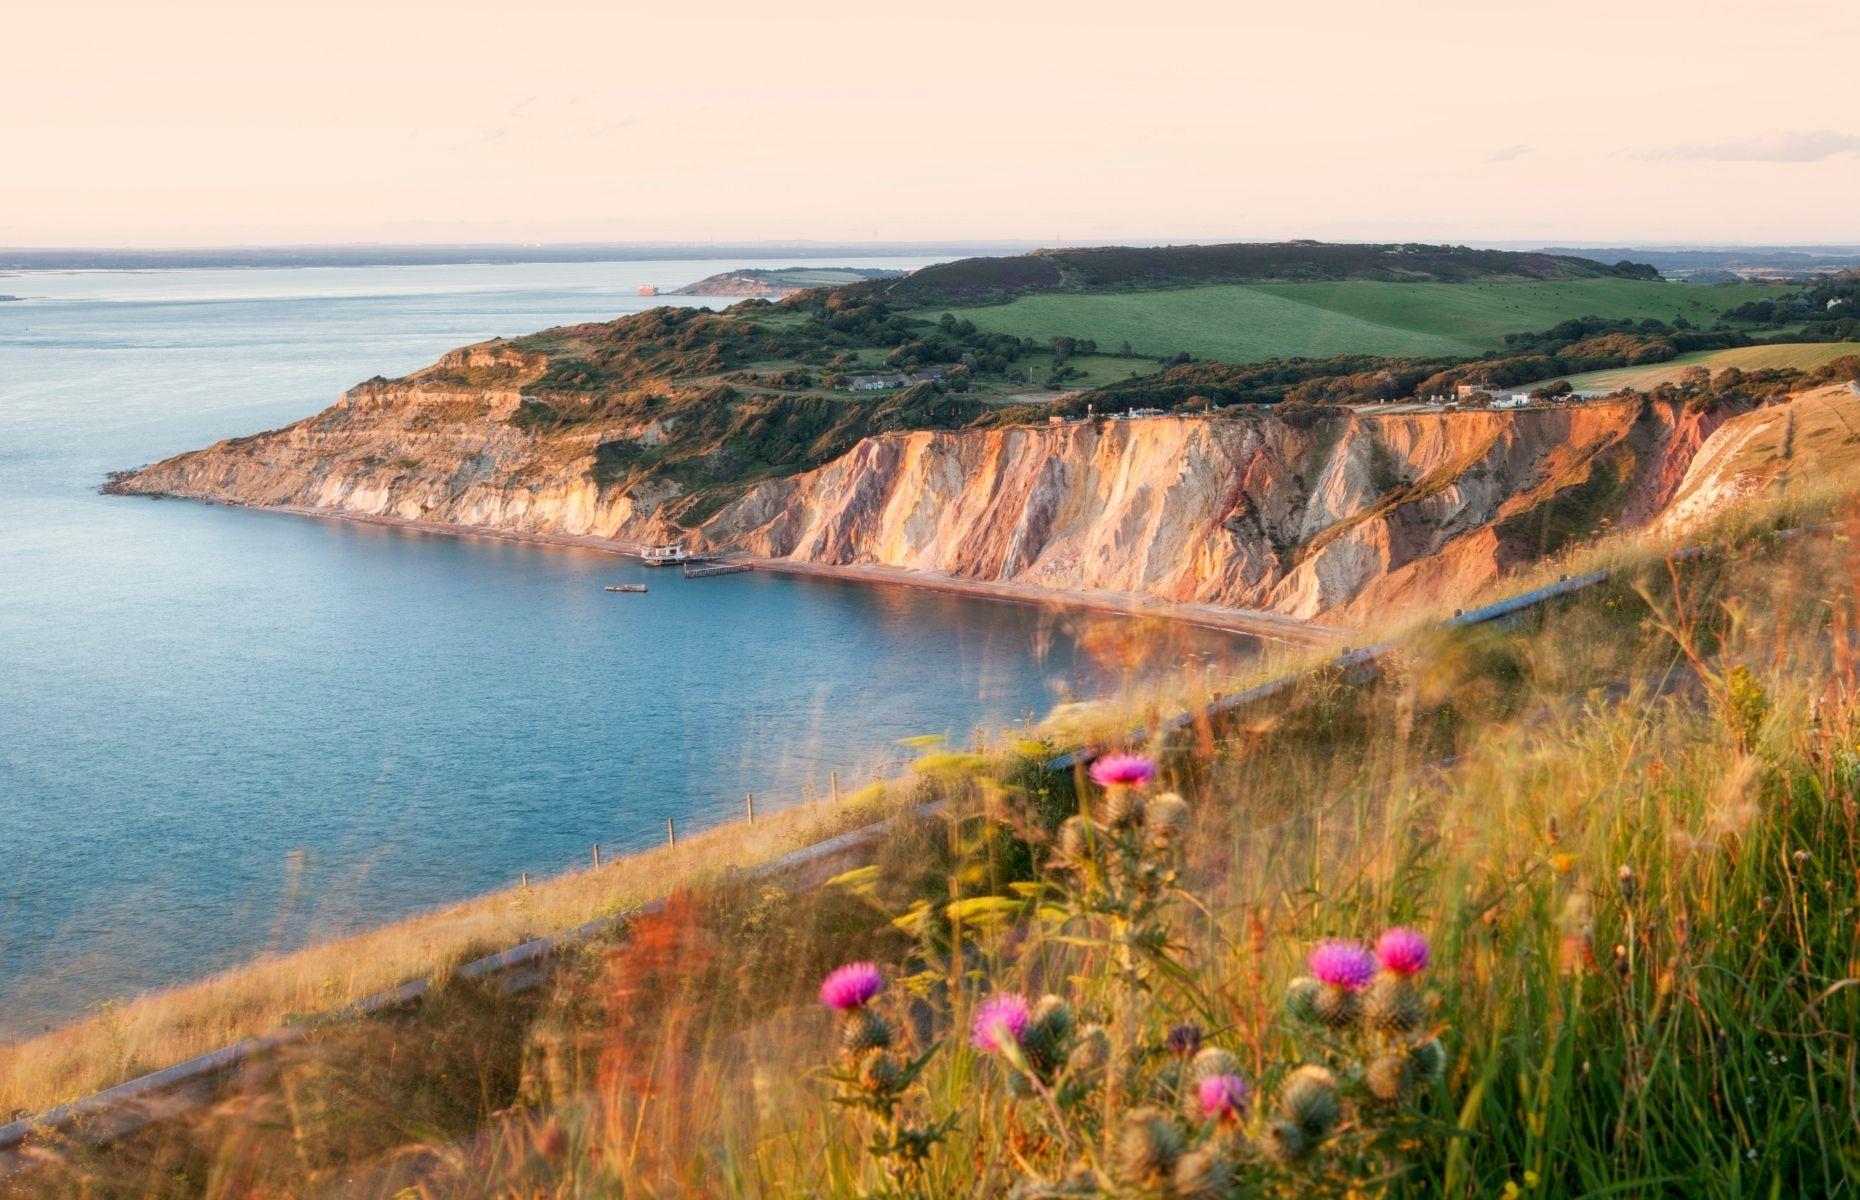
12, 501, 1860, 1197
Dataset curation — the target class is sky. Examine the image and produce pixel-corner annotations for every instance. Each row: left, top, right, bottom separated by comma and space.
5, 0, 1858, 248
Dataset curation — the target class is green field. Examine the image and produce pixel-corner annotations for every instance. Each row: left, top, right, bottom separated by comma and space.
928, 279, 1793, 364
1548, 340, 1860, 392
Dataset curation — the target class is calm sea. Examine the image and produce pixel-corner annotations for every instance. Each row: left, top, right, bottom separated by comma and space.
0, 260, 1255, 1033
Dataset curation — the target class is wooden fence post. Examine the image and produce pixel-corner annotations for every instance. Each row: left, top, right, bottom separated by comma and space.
592, 843, 601, 869
667, 817, 677, 848
746, 793, 755, 823
831, 771, 840, 804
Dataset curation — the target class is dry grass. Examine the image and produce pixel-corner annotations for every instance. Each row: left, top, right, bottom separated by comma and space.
0, 787, 903, 1119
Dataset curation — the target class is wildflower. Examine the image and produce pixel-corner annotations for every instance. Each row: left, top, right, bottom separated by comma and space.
1166, 1023, 1203, 1058
1308, 940, 1375, 1027
819, 962, 885, 1011
1309, 941, 1377, 989
1375, 927, 1431, 975
1195, 1073, 1250, 1122
971, 992, 1032, 1052
1616, 865, 1637, 903
1551, 852, 1577, 875
1088, 753, 1156, 789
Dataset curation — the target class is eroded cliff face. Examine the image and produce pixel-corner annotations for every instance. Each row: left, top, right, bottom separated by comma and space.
116, 352, 1817, 624
703, 400, 1744, 621
111, 346, 687, 545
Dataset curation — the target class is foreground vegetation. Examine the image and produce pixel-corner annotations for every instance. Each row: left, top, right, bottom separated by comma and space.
13, 485, 1858, 1198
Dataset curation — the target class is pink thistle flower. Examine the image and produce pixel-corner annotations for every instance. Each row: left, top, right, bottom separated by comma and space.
1308, 940, 1376, 991
970, 992, 1032, 1052
1196, 1073, 1250, 1122
818, 962, 884, 1011
1088, 753, 1156, 789
1376, 927, 1432, 975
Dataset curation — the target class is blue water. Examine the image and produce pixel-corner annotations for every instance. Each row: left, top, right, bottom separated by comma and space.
0, 261, 1255, 1033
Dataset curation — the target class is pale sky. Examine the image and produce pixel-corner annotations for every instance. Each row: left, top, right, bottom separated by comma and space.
6, 0, 1858, 248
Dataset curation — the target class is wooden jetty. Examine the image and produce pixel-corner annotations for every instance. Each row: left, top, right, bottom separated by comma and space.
604, 584, 648, 593
684, 562, 752, 579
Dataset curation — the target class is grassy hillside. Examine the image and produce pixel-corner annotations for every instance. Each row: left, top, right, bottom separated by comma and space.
22, 490, 1859, 1197
926, 279, 1794, 365
1544, 340, 1860, 392
863, 242, 1655, 306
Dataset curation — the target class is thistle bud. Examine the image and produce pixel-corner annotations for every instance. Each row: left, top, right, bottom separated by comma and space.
840, 1009, 893, 1056
1313, 984, 1360, 1030
1363, 973, 1423, 1034
1024, 994, 1074, 1075
1171, 1149, 1229, 1200
1409, 1037, 1448, 1084
1102, 788, 1147, 829
858, 1051, 902, 1095
1144, 792, 1190, 843
1188, 1046, 1241, 1086
1115, 1107, 1183, 1186
1277, 1065, 1340, 1139
1259, 1117, 1308, 1164
1283, 976, 1321, 1024
1616, 865, 1638, 904
1365, 1051, 1414, 1102
1166, 1023, 1203, 1058
1058, 816, 1089, 861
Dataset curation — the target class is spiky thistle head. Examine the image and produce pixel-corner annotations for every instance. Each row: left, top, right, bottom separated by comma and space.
1115, 1107, 1183, 1186
1022, 994, 1074, 1074
971, 992, 1032, 1053
1101, 787, 1147, 829
1057, 815, 1089, 861
1259, 1118, 1307, 1164
839, 1008, 893, 1056
1283, 976, 1321, 1024
1171, 1149, 1230, 1200
1365, 1051, 1414, 1102
819, 962, 884, 1011
1409, 1037, 1448, 1083
1144, 792, 1190, 843
1363, 972, 1424, 1034
857, 1051, 903, 1095
1277, 1065, 1340, 1138
1375, 927, 1431, 976
1187, 1046, 1241, 1086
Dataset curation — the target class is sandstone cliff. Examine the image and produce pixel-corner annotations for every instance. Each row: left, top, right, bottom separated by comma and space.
115, 353, 1837, 626
702, 400, 1744, 622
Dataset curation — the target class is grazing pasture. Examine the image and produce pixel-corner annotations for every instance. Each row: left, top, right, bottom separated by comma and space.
928, 279, 1794, 364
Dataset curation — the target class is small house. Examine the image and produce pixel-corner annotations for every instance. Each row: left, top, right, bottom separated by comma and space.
845, 373, 911, 391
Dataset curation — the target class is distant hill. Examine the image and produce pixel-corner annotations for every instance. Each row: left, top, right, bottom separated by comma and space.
1539, 245, 1860, 281
674, 267, 905, 297
856, 241, 1659, 306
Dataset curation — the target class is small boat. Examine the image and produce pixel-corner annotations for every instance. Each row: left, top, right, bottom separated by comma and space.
604, 584, 647, 593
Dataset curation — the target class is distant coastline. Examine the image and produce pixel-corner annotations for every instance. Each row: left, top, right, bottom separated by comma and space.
0, 242, 1028, 272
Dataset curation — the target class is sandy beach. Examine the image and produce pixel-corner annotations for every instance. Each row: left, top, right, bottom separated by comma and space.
244, 503, 1343, 646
